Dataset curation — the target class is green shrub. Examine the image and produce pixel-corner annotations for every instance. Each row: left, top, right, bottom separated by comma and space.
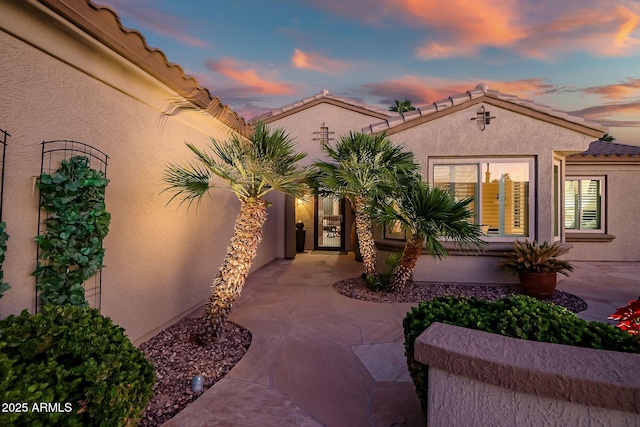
403, 295, 640, 412
362, 252, 402, 291
0, 305, 154, 426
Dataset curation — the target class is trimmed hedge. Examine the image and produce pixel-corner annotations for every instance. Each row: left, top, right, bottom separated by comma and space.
0, 305, 154, 426
403, 295, 640, 412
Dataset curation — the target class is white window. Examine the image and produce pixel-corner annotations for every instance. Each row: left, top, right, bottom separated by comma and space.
565, 177, 605, 232
431, 158, 534, 241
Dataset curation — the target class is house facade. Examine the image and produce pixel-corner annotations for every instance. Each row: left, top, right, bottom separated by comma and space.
259, 90, 396, 253
2, 0, 636, 345
0, 0, 280, 345
260, 85, 637, 284
565, 141, 640, 261
361, 84, 606, 283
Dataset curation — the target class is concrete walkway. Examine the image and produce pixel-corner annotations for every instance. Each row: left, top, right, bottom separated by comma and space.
163, 254, 640, 427
557, 261, 640, 323
163, 252, 423, 427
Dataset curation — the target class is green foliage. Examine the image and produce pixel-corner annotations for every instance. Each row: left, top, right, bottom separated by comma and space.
375, 181, 486, 259
361, 253, 402, 291
380, 252, 402, 287
313, 131, 418, 204
501, 239, 573, 276
0, 305, 155, 426
33, 156, 110, 306
403, 295, 640, 412
0, 222, 9, 299
389, 99, 416, 113
163, 121, 309, 206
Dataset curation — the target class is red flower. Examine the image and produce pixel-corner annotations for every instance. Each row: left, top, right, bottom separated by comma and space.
609, 297, 640, 335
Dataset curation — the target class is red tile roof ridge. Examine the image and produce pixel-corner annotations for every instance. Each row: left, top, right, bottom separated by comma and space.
253, 89, 395, 122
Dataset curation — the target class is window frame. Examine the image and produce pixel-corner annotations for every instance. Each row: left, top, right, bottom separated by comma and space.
428, 157, 536, 242
553, 159, 562, 242
564, 175, 606, 234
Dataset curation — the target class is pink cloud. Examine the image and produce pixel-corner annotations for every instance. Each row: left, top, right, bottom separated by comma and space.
308, 0, 640, 60
291, 49, 351, 74
205, 58, 296, 96
580, 78, 640, 100
96, 0, 209, 48
571, 101, 640, 122
362, 76, 555, 106
518, 5, 640, 58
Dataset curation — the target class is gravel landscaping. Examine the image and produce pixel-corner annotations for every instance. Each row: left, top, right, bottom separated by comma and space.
139, 318, 251, 426
138, 279, 587, 426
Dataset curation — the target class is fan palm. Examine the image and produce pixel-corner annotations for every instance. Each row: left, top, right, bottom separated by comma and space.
600, 133, 615, 142
163, 121, 308, 342
375, 180, 485, 291
314, 132, 418, 278
389, 99, 416, 113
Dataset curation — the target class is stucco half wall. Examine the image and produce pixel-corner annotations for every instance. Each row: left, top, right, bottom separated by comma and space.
415, 323, 640, 426
0, 0, 281, 344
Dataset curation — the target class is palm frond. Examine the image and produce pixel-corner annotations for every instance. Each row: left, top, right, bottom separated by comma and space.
314, 131, 419, 205
162, 162, 214, 207
374, 180, 485, 258
163, 120, 308, 206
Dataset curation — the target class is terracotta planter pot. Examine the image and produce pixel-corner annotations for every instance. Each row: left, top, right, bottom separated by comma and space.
518, 271, 557, 300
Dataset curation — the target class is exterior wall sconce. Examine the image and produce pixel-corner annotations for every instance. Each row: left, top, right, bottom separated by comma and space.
471, 106, 496, 131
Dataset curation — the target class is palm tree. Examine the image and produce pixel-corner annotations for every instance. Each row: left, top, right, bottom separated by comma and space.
314, 132, 418, 279
375, 180, 485, 292
600, 133, 615, 142
389, 99, 416, 113
163, 121, 308, 342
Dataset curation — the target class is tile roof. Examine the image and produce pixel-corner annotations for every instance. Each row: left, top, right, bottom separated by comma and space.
569, 140, 640, 159
361, 83, 607, 137
37, 0, 251, 137
254, 89, 395, 123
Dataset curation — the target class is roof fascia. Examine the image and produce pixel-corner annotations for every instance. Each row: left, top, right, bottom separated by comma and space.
263, 97, 392, 124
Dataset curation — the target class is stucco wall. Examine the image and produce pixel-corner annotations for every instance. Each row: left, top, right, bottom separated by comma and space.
565, 162, 640, 261
265, 102, 391, 167
415, 323, 640, 426
384, 104, 594, 282
0, 2, 279, 344
428, 368, 639, 427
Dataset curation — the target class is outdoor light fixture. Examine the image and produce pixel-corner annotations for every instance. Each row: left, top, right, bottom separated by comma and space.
471, 106, 496, 131
191, 375, 204, 393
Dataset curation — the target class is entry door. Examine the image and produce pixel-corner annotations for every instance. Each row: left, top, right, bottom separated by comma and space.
314, 196, 345, 250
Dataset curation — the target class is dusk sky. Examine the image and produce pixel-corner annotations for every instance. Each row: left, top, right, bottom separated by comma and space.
97, 0, 640, 144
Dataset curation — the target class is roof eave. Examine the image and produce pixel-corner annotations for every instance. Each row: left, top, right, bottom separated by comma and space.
36, 0, 251, 137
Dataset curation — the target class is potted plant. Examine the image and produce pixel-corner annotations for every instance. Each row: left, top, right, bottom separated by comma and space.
500, 240, 573, 299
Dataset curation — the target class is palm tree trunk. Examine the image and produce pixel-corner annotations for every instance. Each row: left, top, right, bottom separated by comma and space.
200, 199, 268, 343
353, 197, 377, 277
389, 234, 423, 292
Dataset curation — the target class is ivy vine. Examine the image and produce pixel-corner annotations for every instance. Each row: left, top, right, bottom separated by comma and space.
33, 156, 110, 306
0, 222, 9, 299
